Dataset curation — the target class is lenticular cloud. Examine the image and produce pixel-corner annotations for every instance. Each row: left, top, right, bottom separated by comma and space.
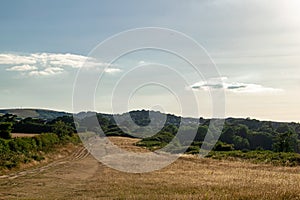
190, 77, 282, 94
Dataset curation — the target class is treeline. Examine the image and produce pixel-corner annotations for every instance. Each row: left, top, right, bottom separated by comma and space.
3, 110, 299, 154
137, 121, 300, 154
119, 111, 300, 154
75, 111, 300, 154
218, 119, 300, 152
77, 111, 181, 138
2, 110, 300, 168
0, 113, 76, 134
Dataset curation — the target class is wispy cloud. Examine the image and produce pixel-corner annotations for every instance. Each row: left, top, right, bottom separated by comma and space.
28, 67, 64, 76
104, 68, 122, 74
6, 64, 37, 72
190, 77, 283, 94
1, 52, 121, 77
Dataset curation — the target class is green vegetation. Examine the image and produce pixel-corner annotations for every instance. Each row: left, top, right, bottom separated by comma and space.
206, 150, 300, 166
0, 133, 80, 170
0, 113, 76, 134
2, 109, 300, 169
138, 118, 300, 152
0, 113, 80, 170
0, 122, 13, 139
77, 111, 300, 165
129, 111, 300, 165
136, 131, 177, 150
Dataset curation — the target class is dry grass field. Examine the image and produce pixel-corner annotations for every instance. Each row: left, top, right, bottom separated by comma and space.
11, 133, 39, 138
0, 137, 300, 200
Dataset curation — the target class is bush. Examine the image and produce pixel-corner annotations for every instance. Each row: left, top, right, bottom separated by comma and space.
0, 132, 80, 171
8, 138, 33, 153
206, 150, 300, 166
39, 133, 60, 152
0, 122, 13, 139
0, 138, 9, 153
213, 142, 234, 151
52, 121, 74, 138
31, 154, 45, 161
136, 140, 166, 150
186, 146, 200, 154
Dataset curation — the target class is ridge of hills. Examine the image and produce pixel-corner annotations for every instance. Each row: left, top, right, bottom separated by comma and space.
0, 108, 71, 120
0, 108, 297, 125
1, 108, 299, 135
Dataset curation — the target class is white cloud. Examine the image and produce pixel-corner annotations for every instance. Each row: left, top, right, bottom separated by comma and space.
0, 54, 36, 65
190, 77, 283, 94
225, 83, 282, 94
138, 60, 146, 65
28, 67, 64, 76
30, 53, 101, 69
2, 52, 122, 77
50, 55, 85, 68
6, 64, 37, 72
104, 68, 122, 74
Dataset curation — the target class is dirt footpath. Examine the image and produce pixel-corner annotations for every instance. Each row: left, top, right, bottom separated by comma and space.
1, 137, 300, 200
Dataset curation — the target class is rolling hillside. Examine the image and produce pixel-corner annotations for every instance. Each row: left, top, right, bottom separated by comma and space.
0, 109, 71, 120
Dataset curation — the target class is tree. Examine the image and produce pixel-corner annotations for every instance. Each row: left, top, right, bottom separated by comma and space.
162, 124, 178, 135
236, 125, 249, 138
0, 122, 13, 139
52, 121, 73, 138
232, 136, 250, 150
49, 116, 76, 129
276, 124, 292, 134
248, 132, 273, 150
194, 125, 208, 142
0, 114, 17, 123
220, 126, 235, 144
273, 125, 298, 152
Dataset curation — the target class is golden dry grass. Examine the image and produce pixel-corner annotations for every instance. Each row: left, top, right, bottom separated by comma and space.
0, 137, 300, 200
11, 133, 39, 138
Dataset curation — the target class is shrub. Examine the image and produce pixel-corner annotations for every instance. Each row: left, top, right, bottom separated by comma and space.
0, 122, 13, 139
39, 133, 59, 152
186, 146, 200, 154
0, 132, 80, 170
214, 142, 234, 151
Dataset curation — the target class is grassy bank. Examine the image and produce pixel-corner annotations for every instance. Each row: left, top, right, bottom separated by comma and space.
0, 133, 80, 171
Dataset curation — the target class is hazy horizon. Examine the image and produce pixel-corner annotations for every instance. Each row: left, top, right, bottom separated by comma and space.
1, 0, 300, 122
0, 106, 298, 123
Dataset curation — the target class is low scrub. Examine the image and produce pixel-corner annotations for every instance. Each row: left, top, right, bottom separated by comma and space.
206, 150, 300, 166
0, 133, 80, 170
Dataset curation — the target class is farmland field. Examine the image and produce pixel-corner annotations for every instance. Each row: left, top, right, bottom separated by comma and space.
11, 133, 39, 138
0, 137, 300, 200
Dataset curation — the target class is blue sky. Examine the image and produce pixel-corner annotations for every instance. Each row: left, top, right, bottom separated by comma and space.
0, 0, 176, 53
1, 0, 300, 122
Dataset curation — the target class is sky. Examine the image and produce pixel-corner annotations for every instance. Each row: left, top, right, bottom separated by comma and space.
0, 0, 300, 122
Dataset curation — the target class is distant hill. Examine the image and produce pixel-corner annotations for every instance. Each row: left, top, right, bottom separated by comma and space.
0, 109, 71, 120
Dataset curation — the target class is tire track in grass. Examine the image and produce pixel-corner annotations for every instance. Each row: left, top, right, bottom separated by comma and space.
0, 146, 90, 180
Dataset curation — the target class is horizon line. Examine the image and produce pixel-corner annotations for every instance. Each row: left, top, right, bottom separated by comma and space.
0, 107, 299, 124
